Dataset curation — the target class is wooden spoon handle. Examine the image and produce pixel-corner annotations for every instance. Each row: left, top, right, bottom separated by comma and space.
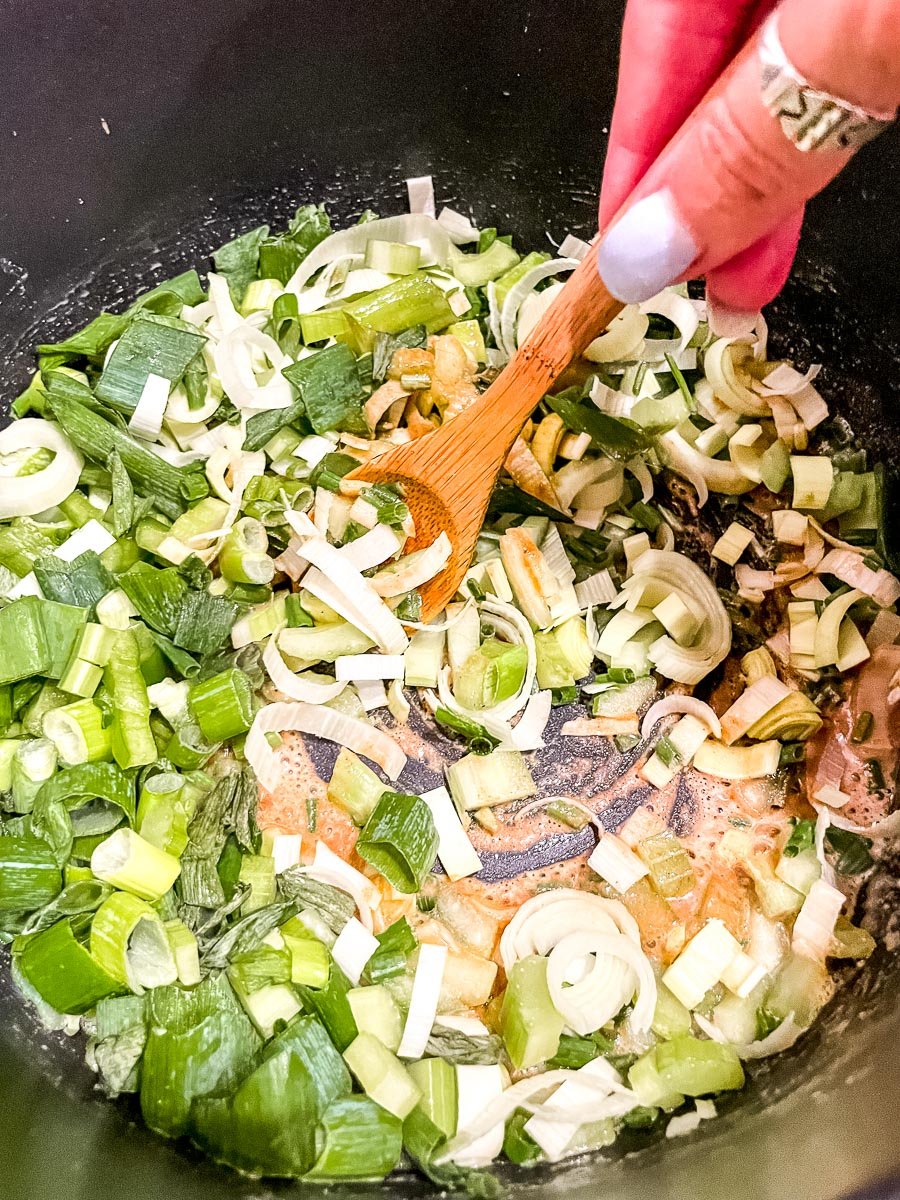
452, 244, 623, 452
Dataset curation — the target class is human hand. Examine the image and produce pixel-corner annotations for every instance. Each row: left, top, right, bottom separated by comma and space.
597, 0, 899, 325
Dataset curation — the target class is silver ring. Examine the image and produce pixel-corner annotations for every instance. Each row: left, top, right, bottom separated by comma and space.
759, 15, 896, 153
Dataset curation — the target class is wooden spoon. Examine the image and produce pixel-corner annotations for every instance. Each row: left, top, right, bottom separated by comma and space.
347, 243, 623, 619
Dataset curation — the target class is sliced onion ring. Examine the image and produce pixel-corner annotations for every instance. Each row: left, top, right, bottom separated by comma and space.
0, 419, 83, 519
546, 929, 657, 1035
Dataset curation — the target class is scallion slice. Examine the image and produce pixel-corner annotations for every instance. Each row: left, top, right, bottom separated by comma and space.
90, 890, 178, 993
355, 792, 439, 894
188, 667, 254, 743
16, 915, 123, 1012
90, 828, 180, 902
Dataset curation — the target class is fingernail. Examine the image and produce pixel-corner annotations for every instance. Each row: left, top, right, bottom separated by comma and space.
597, 190, 699, 304
707, 295, 760, 339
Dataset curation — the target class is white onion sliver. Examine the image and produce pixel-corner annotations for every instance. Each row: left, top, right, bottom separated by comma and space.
285, 215, 457, 294
338, 523, 404, 572
295, 536, 409, 653
245, 700, 405, 791
214, 325, 293, 411
503, 258, 578, 358
640, 696, 722, 741
639, 290, 700, 357
294, 841, 380, 930
511, 690, 552, 751
406, 174, 436, 219
556, 233, 592, 261
437, 206, 480, 243
262, 638, 348, 703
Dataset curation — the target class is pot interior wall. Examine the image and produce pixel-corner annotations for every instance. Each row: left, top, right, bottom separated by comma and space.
0, 2, 899, 1198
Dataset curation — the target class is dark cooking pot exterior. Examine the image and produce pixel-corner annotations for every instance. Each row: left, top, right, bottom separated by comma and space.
0, 2, 898, 1198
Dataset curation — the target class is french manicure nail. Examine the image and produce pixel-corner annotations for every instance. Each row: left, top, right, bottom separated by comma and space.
597, 190, 699, 304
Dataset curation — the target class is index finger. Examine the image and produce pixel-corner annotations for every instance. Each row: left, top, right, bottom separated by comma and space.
600, 0, 773, 225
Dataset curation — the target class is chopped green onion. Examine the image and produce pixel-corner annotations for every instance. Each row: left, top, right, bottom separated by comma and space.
851, 711, 874, 744
163, 917, 201, 986
355, 792, 439, 894
324, 747, 386, 825
188, 667, 254, 743
0, 834, 62, 913
365, 917, 417, 984
544, 800, 591, 830
306, 1095, 403, 1180
344, 273, 456, 336
140, 973, 262, 1138
136, 772, 195, 858
90, 828, 181, 901
0, 597, 53, 685
90, 890, 178, 992
297, 963, 358, 1052
218, 517, 274, 585
778, 741, 806, 767
42, 698, 111, 765
654, 736, 681, 769
46, 378, 207, 514
11, 737, 58, 815
16, 915, 123, 1012
103, 628, 157, 769
636, 831, 695, 898
433, 707, 500, 755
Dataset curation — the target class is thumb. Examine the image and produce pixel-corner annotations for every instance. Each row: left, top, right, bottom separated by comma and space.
596, 0, 900, 304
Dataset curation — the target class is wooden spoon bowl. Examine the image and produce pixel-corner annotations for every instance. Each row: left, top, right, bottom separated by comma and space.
348, 243, 624, 619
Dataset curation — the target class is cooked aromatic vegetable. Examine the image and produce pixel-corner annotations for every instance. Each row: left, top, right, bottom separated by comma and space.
1, 179, 897, 1191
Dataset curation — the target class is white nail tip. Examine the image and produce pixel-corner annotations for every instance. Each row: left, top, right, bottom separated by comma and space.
597, 191, 699, 304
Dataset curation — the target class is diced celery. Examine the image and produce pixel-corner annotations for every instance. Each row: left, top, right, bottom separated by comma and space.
326, 747, 386, 825
628, 1051, 684, 1110
364, 240, 421, 275
500, 955, 564, 1069
280, 918, 331, 988
347, 985, 403, 1052
791, 456, 833, 510
343, 274, 456, 336
764, 952, 832, 1028
637, 830, 696, 898
775, 847, 821, 896
404, 629, 445, 688
652, 982, 693, 1040
279, 622, 375, 664
448, 240, 520, 288
408, 1058, 459, 1139
447, 749, 535, 812
342, 1032, 421, 1120
654, 1034, 745, 1095
238, 854, 277, 915
447, 319, 486, 365
236, 983, 302, 1039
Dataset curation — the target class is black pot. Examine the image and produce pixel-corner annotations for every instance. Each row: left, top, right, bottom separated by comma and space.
1, 2, 898, 1197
